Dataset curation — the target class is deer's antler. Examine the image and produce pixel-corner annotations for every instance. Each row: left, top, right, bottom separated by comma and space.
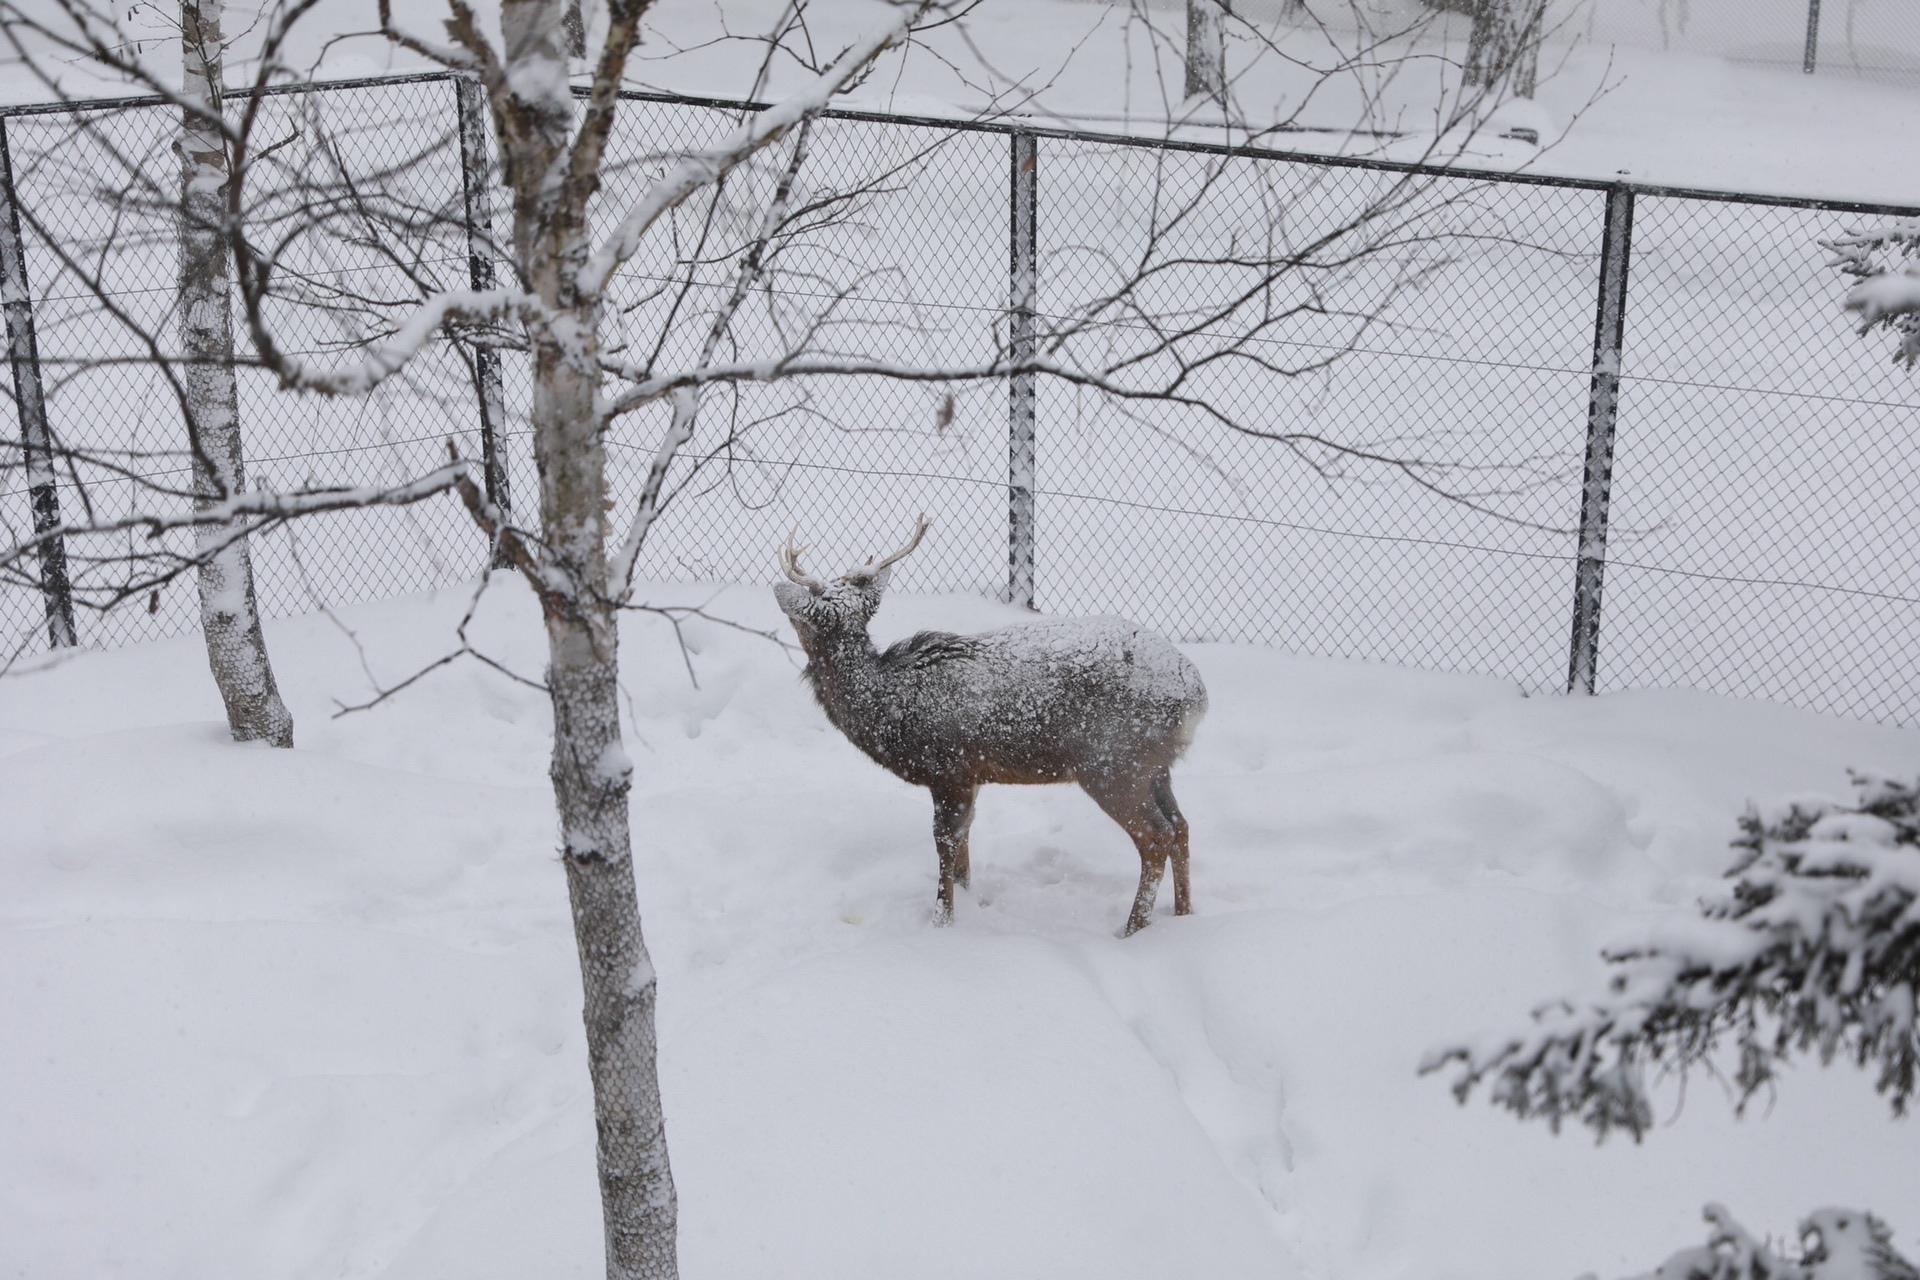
777, 528, 827, 594
845, 514, 931, 583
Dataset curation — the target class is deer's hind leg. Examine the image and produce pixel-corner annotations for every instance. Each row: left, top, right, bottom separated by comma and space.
952, 783, 978, 890
1081, 771, 1176, 937
1151, 767, 1192, 917
929, 781, 977, 925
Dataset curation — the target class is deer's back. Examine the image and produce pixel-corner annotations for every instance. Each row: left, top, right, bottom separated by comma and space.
848, 616, 1208, 787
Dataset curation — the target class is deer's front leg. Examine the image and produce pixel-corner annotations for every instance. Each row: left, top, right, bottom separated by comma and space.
930, 782, 976, 925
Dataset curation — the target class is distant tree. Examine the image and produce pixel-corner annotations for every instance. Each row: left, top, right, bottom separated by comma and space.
1827, 218, 1920, 367
1185, 0, 1227, 102
1464, 0, 1547, 99
1417, 0, 1546, 98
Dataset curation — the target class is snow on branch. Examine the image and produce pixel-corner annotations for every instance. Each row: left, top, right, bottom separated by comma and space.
270, 289, 538, 396
1826, 219, 1920, 367
1610, 1204, 1916, 1280
375, 0, 487, 74
578, 11, 919, 296
3, 461, 475, 558
1424, 773, 1920, 1141
0, 460, 477, 630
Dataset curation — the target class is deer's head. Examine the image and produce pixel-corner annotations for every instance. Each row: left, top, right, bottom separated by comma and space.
773, 515, 931, 649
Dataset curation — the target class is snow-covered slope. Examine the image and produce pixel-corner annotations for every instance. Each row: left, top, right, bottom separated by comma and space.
4, 579, 1918, 1279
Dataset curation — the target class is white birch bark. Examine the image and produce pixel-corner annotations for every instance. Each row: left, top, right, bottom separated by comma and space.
501, 1, 676, 1273
537, 349, 675, 1280
180, 0, 292, 747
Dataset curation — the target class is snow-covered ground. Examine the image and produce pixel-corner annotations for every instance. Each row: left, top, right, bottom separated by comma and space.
5, 578, 1920, 1279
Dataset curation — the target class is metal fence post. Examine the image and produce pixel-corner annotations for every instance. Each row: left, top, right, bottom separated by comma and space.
1803, 0, 1822, 73
1007, 131, 1037, 609
1567, 184, 1634, 696
0, 117, 75, 648
454, 76, 512, 544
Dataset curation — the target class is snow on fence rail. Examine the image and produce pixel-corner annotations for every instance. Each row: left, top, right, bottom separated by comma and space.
1, 73, 1916, 725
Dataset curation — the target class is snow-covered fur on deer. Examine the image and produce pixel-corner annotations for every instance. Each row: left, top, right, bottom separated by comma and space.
773, 517, 1208, 935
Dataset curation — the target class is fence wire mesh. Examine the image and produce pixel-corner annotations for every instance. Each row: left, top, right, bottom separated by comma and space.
591, 104, 1010, 599
1030, 140, 1601, 691
0, 76, 488, 654
1, 75, 1916, 726
1604, 196, 1920, 721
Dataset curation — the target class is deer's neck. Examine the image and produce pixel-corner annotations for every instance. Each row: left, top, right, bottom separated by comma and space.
806, 633, 904, 757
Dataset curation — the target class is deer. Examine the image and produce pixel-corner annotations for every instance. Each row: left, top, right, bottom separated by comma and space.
772, 515, 1208, 936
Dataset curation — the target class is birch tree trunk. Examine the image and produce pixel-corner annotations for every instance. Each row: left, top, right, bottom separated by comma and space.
1185, 0, 1227, 103
535, 331, 676, 1280
503, 1, 677, 1271
179, 0, 293, 747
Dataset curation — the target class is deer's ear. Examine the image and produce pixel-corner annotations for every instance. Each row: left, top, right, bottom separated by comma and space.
869, 563, 895, 594
773, 580, 816, 617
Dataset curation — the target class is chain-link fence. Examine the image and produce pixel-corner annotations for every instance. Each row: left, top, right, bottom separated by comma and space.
1, 74, 1916, 725
0, 74, 488, 653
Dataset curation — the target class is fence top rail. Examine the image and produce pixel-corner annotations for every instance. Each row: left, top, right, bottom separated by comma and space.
0, 70, 459, 120
1, 69, 1914, 220
609, 87, 1920, 219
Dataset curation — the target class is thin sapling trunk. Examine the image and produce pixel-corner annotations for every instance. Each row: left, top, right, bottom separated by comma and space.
498, 1, 679, 1269
180, 0, 292, 747
533, 326, 678, 1280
